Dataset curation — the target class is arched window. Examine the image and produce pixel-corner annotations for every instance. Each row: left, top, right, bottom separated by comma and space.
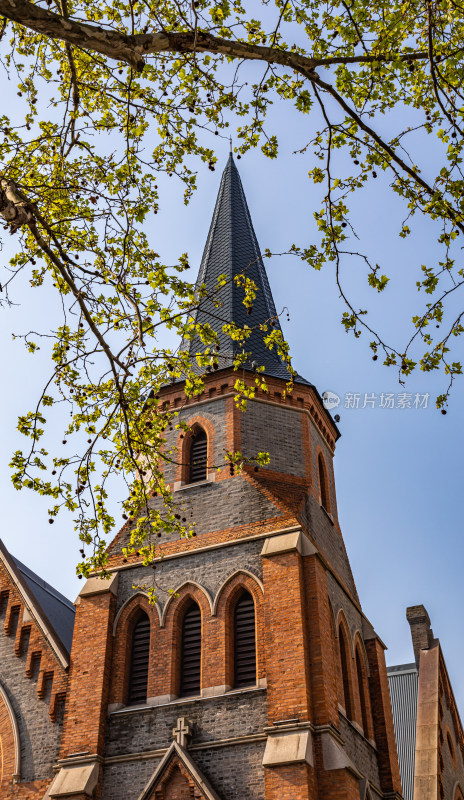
189, 428, 207, 483
339, 625, 353, 719
234, 591, 256, 688
180, 602, 201, 696
128, 612, 150, 705
318, 453, 330, 512
355, 645, 369, 735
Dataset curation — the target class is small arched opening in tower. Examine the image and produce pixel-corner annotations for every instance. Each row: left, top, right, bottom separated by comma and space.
233, 591, 256, 688
355, 643, 370, 736
180, 602, 201, 697
127, 611, 150, 705
318, 452, 331, 513
338, 624, 353, 720
189, 428, 207, 483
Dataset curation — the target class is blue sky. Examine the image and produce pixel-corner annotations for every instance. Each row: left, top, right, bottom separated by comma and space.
1, 80, 463, 713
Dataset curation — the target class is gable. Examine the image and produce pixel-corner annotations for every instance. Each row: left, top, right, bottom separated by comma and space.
137, 743, 221, 800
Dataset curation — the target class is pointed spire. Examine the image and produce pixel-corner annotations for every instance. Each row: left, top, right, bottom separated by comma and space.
187, 154, 310, 383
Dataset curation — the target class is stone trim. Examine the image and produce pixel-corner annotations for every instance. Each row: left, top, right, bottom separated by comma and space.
160, 580, 214, 627
320, 730, 362, 777
321, 504, 335, 525
262, 729, 313, 767
110, 685, 266, 717
211, 569, 264, 615
136, 741, 222, 800
104, 731, 268, 766
260, 530, 317, 558
146, 694, 177, 707
105, 524, 303, 572
47, 760, 99, 798
103, 523, 384, 645
200, 684, 231, 698
77, 572, 118, 600
173, 472, 216, 492
112, 591, 162, 636
0, 679, 21, 781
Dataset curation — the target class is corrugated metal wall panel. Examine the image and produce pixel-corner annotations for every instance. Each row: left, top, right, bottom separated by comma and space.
387, 663, 419, 800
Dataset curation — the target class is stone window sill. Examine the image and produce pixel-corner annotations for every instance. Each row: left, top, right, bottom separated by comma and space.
173, 473, 216, 492
109, 683, 266, 716
321, 504, 334, 525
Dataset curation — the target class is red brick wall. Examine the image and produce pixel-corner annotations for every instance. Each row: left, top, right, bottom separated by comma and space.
303, 555, 339, 727
366, 637, 402, 795
110, 573, 265, 702
262, 550, 311, 724
0, 562, 69, 720
60, 589, 116, 758
0, 694, 17, 793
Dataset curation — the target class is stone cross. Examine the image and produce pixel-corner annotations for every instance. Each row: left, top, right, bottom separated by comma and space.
172, 717, 192, 748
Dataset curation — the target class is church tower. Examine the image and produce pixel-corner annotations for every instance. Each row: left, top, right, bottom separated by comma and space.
44, 155, 403, 800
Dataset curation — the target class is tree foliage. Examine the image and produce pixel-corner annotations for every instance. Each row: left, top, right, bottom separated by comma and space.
0, 0, 463, 578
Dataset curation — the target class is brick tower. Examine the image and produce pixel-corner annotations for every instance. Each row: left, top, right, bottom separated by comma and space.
41, 154, 403, 800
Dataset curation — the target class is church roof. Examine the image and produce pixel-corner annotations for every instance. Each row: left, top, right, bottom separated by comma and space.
186, 153, 311, 385
12, 554, 75, 654
0, 539, 75, 664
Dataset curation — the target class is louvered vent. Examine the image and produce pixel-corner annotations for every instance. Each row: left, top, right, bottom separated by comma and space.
189, 429, 207, 483
234, 592, 256, 688
339, 629, 352, 719
318, 453, 330, 511
180, 603, 201, 696
128, 613, 150, 705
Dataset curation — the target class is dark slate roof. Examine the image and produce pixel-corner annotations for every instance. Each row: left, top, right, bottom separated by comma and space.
11, 554, 75, 655
185, 153, 311, 385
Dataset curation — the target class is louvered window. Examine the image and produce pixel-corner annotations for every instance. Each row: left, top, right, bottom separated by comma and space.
355, 647, 369, 735
339, 627, 352, 719
128, 613, 150, 705
234, 592, 256, 688
318, 453, 330, 512
189, 429, 207, 483
180, 603, 201, 696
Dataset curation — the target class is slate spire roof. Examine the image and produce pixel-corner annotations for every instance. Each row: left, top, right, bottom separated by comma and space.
186, 153, 311, 385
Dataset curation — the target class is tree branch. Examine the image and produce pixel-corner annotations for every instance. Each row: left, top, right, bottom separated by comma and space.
0, 0, 432, 74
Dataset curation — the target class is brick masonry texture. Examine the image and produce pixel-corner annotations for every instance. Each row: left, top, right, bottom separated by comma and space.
440, 687, 464, 799
100, 758, 157, 800
301, 493, 358, 600
309, 423, 337, 513
161, 399, 229, 486
0, 600, 63, 783
101, 741, 266, 800
339, 715, 381, 790
105, 690, 267, 756
240, 400, 306, 477
114, 539, 263, 614
194, 742, 266, 800
326, 572, 363, 640
111, 475, 284, 553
